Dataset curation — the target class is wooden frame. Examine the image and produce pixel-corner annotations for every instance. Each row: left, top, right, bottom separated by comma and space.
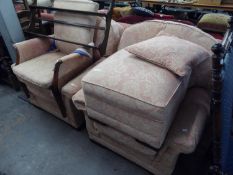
210, 16, 233, 174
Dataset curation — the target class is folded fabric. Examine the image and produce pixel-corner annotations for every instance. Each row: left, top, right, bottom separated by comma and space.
132, 7, 154, 17
125, 36, 210, 76
197, 13, 230, 33
73, 48, 91, 58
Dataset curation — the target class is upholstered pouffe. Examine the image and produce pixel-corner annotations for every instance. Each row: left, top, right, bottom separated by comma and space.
72, 30, 212, 174
79, 33, 210, 146
73, 87, 210, 175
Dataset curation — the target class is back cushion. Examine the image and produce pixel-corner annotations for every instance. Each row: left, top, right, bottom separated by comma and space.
118, 20, 217, 53
94, 17, 125, 56
54, 0, 99, 54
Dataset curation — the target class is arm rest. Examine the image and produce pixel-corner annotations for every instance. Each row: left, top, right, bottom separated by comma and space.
15, 37, 51, 65
167, 88, 210, 154
51, 52, 92, 118
53, 53, 93, 90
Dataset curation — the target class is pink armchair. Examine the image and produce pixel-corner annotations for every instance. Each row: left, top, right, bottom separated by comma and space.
12, 0, 99, 128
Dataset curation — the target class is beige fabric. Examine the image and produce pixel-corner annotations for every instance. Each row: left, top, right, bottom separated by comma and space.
12, 0, 99, 129
118, 20, 216, 89
72, 89, 86, 111
83, 49, 189, 110
57, 53, 93, 89
14, 38, 51, 64
126, 35, 210, 76
118, 20, 217, 54
58, 57, 107, 128
63, 95, 85, 128
84, 88, 210, 175
22, 81, 83, 128
155, 31, 213, 90
81, 49, 191, 148
62, 57, 107, 98
94, 18, 125, 56
168, 88, 210, 153
25, 82, 63, 118
12, 51, 65, 88
12, 50, 92, 127
118, 22, 131, 30
54, 0, 99, 54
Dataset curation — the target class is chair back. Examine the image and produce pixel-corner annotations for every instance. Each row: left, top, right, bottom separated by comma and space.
118, 20, 217, 54
54, 0, 99, 54
26, 0, 115, 57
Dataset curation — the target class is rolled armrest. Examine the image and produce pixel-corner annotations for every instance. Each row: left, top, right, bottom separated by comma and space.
54, 53, 93, 90
15, 37, 52, 65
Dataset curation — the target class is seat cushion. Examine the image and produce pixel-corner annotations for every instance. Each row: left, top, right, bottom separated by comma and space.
81, 49, 191, 148
12, 52, 65, 88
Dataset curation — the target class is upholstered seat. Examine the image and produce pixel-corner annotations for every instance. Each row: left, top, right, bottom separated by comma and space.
13, 52, 65, 88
